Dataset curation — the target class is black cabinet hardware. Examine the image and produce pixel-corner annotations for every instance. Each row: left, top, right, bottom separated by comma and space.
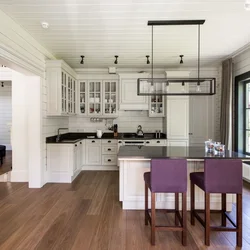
80, 142, 82, 144
92, 140, 95, 143
157, 141, 160, 143
146, 141, 150, 144
108, 159, 111, 162
108, 140, 111, 143
75, 144, 77, 147
108, 148, 111, 151
119, 141, 122, 143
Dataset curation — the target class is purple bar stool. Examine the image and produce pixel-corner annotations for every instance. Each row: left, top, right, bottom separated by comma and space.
144, 159, 187, 245
190, 159, 243, 247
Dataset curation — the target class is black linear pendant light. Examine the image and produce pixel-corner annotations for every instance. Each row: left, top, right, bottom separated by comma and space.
137, 20, 216, 96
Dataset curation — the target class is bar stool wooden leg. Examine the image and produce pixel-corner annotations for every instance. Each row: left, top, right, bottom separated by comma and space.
151, 192, 156, 245
191, 181, 195, 225
145, 183, 148, 226
236, 193, 242, 247
182, 192, 187, 246
205, 192, 210, 246
175, 193, 179, 226
221, 193, 226, 226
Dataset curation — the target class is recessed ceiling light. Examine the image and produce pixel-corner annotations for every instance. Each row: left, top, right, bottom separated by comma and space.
245, 1, 250, 10
41, 22, 49, 29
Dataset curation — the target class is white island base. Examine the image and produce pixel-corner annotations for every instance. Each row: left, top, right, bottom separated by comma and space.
119, 159, 233, 211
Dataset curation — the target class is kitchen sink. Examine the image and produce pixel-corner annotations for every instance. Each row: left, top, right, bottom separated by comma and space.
60, 139, 80, 143
123, 133, 144, 139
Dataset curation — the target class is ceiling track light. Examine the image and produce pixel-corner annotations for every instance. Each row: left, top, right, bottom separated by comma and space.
80, 55, 84, 64
146, 55, 150, 64
114, 55, 118, 64
179, 55, 184, 64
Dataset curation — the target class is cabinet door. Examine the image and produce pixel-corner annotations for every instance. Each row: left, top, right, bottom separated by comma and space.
88, 81, 102, 115
189, 96, 214, 146
79, 81, 87, 115
80, 140, 86, 166
86, 143, 101, 165
103, 80, 118, 116
167, 97, 189, 139
61, 71, 67, 114
119, 78, 148, 110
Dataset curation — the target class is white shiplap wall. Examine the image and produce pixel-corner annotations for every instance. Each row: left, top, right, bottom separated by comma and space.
233, 47, 250, 77
0, 82, 12, 149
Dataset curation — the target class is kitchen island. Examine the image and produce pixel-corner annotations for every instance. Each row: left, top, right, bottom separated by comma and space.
118, 146, 249, 210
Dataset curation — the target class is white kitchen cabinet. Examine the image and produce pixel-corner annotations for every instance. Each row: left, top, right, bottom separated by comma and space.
149, 95, 165, 117
46, 60, 77, 116
78, 80, 118, 117
243, 163, 250, 183
167, 140, 189, 147
85, 139, 102, 165
103, 80, 118, 116
47, 141, 82, 183
80, 140, 86, 166
78, 81, 87, 115
189, 96, 215, 146
167, 96, 189, 142
145, 140, 167, 146
119, 73, 149, 110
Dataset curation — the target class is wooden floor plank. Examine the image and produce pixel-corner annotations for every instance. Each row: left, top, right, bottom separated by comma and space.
0, 171, 249, 249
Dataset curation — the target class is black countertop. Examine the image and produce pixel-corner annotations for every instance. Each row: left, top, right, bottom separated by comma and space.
117, 146, 250, 160
46, 132, 167, 143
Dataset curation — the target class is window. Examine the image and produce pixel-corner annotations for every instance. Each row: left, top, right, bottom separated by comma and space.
244, 81, 250, 154
235, 71, 250, 154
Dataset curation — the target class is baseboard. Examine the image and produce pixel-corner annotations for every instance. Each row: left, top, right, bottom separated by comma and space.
10, 170, 28, 182
47, 172, 72, 183
82, 165, 119, 171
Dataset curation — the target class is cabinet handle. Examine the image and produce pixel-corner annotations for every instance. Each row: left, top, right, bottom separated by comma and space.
108, 159, 111, 162
157, 141, 160, 143
188, 133, 193, 135
108, 148, 111, 151
80, 142, 82, 144
108, 140, 111, 143
75, 144, 77, 147
146, 141, 150, 144
119, 141, 122, 143
92, 140, 95, 143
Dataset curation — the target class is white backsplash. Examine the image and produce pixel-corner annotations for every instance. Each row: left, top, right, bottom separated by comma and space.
69, 110, 163, 134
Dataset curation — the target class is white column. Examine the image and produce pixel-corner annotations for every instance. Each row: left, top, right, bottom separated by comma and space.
11, 71, 43, 187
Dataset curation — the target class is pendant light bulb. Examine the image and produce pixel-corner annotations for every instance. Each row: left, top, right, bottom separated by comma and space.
181, 81, 185, 92
165, 81, 169, 93
196, 83, 201, 93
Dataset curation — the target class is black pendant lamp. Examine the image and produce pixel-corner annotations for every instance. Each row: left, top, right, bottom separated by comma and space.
137, 20, 216, 96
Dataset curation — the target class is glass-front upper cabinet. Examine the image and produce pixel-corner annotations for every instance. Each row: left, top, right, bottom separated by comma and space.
61, 72, 67, 114
103, 80, 118, 116
88, 81, 102, 115
149, 82, 165, 117
79, 81, 87, 115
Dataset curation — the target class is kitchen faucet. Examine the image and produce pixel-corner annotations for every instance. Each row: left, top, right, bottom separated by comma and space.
56, 128, 69, 142
137, 125, 144, 137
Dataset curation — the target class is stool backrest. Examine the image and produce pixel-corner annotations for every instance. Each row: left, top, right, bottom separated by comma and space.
151, 159, 187, 193
204, 159, 242, 194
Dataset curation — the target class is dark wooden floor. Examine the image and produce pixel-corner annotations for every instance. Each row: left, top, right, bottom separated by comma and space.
0, 171, 250, 250
0, 151, 12, 175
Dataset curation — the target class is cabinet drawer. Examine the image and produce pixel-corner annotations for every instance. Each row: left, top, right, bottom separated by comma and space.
102, 139, 117, 145
102, 155, 117, 165
86, 139, 101, 145
151, 140, 167, 146
102, 145, 117, 154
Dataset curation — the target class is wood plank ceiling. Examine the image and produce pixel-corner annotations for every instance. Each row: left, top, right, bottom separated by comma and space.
0, 0, 250, 69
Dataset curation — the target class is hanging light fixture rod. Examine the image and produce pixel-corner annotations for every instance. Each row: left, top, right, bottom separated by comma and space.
148, 20, 205, 26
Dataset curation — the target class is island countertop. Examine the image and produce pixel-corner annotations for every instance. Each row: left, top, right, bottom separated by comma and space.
118, 146, 250, 160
